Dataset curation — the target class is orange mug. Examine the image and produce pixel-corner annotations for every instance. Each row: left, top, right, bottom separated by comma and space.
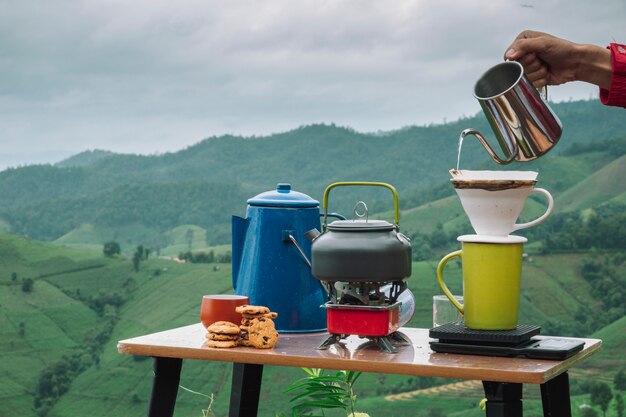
200, 294, 249, 328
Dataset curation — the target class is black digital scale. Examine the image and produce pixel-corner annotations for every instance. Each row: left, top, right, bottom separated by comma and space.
429, 322, 585, 360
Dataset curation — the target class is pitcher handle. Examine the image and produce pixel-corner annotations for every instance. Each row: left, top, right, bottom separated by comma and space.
513, 188, 554, 232
436, 250, 464, 313
461, 128, 517, 165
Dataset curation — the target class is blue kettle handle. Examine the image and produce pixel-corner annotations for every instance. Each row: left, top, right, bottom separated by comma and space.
322, 212, 347, 221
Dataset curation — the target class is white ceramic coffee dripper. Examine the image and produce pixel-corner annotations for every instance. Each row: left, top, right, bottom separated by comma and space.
450, 170, 554, 237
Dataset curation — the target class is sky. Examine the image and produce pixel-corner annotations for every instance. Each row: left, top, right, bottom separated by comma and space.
1, 0, 625, 170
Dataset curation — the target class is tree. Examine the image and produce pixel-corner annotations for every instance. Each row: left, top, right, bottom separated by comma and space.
590, 382, 613, 417
616, 394, 624, 417
132, 245, 144, 272
21, 278, 34, 293
428, 408, 445, 417
615, 369, 626, 391
103, 241, 121, 257
185, 228, 194, 252
216, 251, 231, 263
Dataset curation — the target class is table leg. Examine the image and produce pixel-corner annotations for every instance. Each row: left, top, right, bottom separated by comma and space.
540, 372, 571, 417
148, 357, 183, 417
482, 381, 523, 417
229, 363, 264, 417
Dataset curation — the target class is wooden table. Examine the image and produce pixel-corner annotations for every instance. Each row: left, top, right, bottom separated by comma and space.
117, 324, 601, 417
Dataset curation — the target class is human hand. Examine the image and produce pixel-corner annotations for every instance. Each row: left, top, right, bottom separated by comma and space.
504, 30, 612, 90
504, 30, 582, 88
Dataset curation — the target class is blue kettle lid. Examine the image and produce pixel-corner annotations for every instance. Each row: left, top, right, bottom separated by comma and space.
247, 183, 319, 208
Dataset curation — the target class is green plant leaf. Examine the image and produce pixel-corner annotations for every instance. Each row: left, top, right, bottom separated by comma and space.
346, 371, 362, 385
289, 388, 347, 403
287, 368, 365, 417
301, 368, 323, 377
306, 375, 344, 383
286, 380, 343, 394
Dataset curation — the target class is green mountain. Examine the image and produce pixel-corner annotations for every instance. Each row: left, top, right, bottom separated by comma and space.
0, 100, 624, 252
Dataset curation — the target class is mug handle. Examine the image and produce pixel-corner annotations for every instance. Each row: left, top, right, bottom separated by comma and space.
436, 250, 464, 313
512, 188, 554, 232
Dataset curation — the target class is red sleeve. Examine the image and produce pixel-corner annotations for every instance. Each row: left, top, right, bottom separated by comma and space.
600, 43, 626, 108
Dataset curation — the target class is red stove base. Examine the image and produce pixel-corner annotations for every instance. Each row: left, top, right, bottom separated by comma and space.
325, 302, 400, 337
317, 302, 410, 353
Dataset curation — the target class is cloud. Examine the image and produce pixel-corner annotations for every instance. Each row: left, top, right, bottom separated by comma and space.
0, 0, 624, 169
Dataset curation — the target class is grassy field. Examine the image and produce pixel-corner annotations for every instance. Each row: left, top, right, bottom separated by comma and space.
53, 222, 232, 259
555, 154, 626, 213
1, 232, 625, 417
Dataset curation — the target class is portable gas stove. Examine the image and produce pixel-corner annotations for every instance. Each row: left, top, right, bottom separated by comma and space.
306, 182, 414, 354
316, 281, 412, 353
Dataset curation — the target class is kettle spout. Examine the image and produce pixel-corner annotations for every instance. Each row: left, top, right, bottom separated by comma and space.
304, 228, 321, 241
231, 215, 250, 289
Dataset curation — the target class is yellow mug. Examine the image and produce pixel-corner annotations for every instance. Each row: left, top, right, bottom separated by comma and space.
436, 235, 526, 330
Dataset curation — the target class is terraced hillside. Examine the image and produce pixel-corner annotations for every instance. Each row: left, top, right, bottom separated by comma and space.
1, 233, 624, 417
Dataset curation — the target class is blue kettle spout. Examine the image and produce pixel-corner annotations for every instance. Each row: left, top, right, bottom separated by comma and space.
231, 215, 249, 289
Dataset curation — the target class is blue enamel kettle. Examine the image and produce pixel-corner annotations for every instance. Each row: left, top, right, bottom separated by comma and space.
231, 183, 327, 332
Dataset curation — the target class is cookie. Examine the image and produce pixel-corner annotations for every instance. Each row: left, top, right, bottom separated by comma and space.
207, 321, 241, 335
240, 316, 269, 333
235, 305, 270, 316
241, 311, 278, 320
205, 339, 239, 348
240, 335, 277, 349
243, 317, 279, 349
206, 333, 240, 341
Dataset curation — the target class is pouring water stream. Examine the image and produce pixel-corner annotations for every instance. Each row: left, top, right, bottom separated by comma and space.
456, 131, 465, 171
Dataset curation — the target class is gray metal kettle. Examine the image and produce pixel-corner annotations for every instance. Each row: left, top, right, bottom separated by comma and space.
306, 182, 412, 282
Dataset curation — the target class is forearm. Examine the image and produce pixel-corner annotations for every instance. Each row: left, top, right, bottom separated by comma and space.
576, 43, 612, 90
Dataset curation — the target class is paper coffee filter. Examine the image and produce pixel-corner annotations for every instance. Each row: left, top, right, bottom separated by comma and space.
449, 169, 538, 181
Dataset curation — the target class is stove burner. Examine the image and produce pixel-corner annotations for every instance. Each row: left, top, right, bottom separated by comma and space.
329, 281, 407, 305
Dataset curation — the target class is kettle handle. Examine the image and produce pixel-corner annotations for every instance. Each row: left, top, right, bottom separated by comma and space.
322, 182, 400, 229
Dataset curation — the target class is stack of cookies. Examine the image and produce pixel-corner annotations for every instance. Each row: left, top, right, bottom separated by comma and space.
203, 305, 279, 349
205, 321, 243, 348
236, 305, 279, 349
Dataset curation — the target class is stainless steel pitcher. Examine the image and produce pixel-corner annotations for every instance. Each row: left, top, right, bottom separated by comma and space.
463, 60, 563, 164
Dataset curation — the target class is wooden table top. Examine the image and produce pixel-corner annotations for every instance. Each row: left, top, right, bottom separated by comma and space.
117, 324, 601, 384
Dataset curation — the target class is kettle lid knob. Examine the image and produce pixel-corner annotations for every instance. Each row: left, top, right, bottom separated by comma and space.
277, 183, 291, 192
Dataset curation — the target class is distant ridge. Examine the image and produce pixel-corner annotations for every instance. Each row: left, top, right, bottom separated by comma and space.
55, 149, 116, 168
0, 99, 624, 248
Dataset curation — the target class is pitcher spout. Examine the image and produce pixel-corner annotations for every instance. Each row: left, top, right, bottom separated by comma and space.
231, 215, 250, 289
461, 128, 516, 165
